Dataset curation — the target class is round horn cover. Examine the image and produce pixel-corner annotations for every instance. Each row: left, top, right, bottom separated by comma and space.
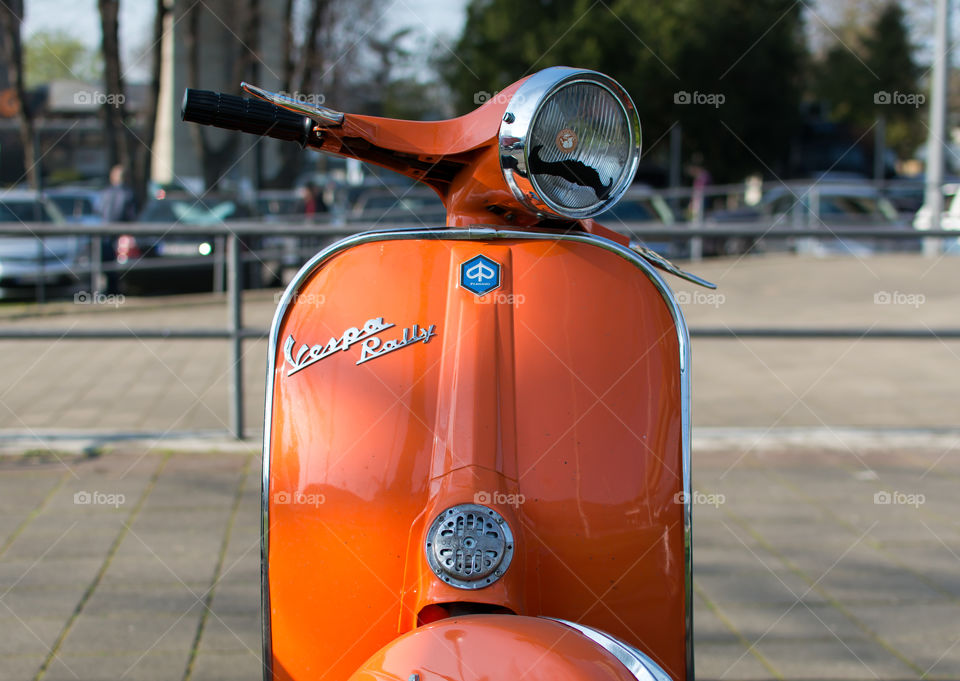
347, 615, 644, 681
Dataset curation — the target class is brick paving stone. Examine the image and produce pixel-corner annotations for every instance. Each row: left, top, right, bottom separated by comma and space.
0, 616, 65, 656
754, 638, 919, 680
0, 656, 47, 681
190, 650, 263, 681
196, 613, 261, 653
0, 444, 956, 680
58, 612, 198, 655
41, 651, 192, 681
694, 643, 774, 681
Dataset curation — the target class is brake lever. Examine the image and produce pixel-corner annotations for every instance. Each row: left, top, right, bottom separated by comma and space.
241, 82, 345, 128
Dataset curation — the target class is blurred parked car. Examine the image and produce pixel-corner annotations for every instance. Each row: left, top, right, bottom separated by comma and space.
0, 191, 89, 298
766, 183, 912, 254
882, 180, 926, 218
913, 183, 960, 230
118, 192, 255, 293
595, 187, 685, 259
256, 190, 306, 222
44, 188, 102, 225
348, 188, 447, 225
254, 189, 341, 286
708, 182, 913, 256
912, 183, 960, 253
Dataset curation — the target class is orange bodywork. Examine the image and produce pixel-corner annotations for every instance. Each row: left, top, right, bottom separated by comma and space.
265, 232, 687, 680
305, 81, 524, 227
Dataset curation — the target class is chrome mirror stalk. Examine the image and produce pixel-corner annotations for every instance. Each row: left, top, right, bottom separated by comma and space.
629, 242, 718, 290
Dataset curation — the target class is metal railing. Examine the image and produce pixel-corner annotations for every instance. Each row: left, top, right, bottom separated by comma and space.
0, 221, 957, 439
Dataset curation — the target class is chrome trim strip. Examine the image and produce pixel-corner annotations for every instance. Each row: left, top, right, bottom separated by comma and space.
546, 618, 674, 681
261, 227, 693, 681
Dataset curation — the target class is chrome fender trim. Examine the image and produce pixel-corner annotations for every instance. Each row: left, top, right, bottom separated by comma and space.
547, 618, 674, 681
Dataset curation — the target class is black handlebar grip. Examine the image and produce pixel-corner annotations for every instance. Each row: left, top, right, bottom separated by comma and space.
181, 89, 313, 146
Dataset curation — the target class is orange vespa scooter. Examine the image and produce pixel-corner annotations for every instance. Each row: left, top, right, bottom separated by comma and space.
183, 66, 714, 681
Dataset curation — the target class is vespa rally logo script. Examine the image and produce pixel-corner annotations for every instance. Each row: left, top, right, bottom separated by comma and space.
283, 317, 436, 376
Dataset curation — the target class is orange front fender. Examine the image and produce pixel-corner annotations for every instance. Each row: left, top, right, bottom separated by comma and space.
347, 615, 670, 681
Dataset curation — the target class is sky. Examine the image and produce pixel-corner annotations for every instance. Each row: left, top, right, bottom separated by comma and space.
21, 0, 951, 82
22, 0, 470, 81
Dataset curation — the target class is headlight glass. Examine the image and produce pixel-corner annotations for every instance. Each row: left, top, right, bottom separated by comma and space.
527, 82, 632, 211
499, 68, 641, 219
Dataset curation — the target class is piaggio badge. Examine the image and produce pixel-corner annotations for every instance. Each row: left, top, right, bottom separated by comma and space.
460, 255, 501, 296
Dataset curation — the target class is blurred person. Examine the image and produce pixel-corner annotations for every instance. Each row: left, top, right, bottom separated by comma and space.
300, 182, 327, 221
686, 154, 712, 224
100, 165, 137, 222
99, 165, 137, 292
300, 182, 327, 220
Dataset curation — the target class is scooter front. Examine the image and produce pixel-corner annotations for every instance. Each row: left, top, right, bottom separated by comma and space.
184, 66, 696, 681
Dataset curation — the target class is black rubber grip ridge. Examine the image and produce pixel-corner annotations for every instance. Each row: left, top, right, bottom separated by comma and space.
181, 89, 312, 146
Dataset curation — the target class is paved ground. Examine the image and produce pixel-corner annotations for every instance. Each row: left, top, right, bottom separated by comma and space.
0, 254, 957, 439
0, 447, 957, 681
0, 251, 958, 679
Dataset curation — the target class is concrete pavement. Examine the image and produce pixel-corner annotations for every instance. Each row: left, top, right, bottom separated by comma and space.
0, 446, 957, 680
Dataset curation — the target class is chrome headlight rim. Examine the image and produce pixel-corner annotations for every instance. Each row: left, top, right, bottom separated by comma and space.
499, 66, 642, 220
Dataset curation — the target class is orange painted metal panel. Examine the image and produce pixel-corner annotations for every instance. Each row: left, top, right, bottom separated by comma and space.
266, 235, 685, 680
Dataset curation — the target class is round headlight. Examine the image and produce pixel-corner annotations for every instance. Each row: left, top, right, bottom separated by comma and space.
499, 67, 641, 219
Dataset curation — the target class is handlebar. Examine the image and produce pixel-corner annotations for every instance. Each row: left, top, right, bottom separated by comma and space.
181, 89, 313, 146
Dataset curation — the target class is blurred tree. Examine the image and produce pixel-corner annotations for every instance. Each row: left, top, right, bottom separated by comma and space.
0, 0, 38, 188
861, 2, 924, 158
23, 30, 101, 86
811, 1, 923, 160
184, 0, 261, 188
98, 0, 133, 176
447, 0, 807, 182
266, 0, 388, 187
134, 0, 170, 205
366, 28, 450, 120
